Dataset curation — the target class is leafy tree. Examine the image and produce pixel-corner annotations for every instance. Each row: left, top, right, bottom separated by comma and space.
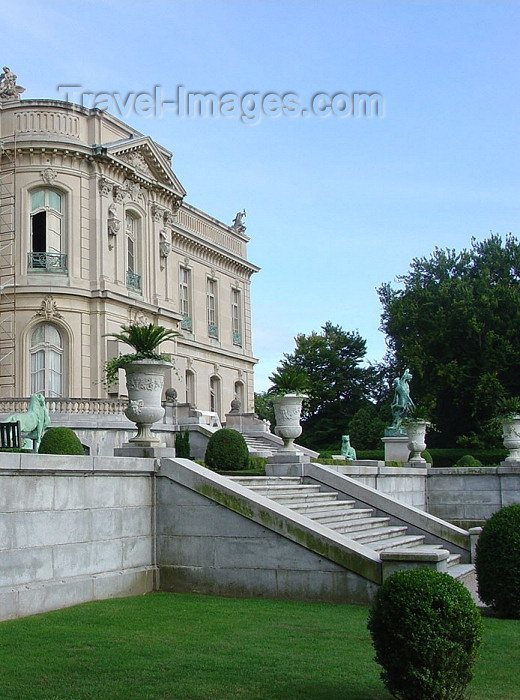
378, 234, 520, 446
270, 322, 384, 450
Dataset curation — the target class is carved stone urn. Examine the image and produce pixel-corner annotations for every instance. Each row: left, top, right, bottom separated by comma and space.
273, 393, 307, 451
123, 360, 172, 446
502, 415, 520, 463
405, 421, 429, 464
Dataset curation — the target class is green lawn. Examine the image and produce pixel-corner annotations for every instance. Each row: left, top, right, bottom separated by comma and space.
0, 593, 516, 699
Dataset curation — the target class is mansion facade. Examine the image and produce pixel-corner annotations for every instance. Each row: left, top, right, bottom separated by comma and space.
0, 77, 259, 422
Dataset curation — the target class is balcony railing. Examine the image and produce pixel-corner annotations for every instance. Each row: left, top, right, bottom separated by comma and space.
181, 315, 193, 332
27, 252, 67, 273
126, 270, 142, 293
208, 323, 219, 339
233, 330, 242, 346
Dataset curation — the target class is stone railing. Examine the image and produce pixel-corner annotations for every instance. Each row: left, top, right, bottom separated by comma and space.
177, 209, 246, 257
0, 398, 127, 416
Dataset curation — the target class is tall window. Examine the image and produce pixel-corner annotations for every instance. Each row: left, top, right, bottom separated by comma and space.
30, 324, 63, 397
207, 278, 218, 338
185, 369, 195, 405
29, 189, 66, 272
210, 375, 221, 415
180, 266, 192, 331
231, 289, 242, 346
125, 212, 141, 292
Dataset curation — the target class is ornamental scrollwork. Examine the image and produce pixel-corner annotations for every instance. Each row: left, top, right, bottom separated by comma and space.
126, 375, 165, 392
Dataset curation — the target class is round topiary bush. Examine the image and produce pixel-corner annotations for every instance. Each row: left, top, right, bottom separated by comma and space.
204, 428, 250, 471
367, 568, 483, 700
475, 504, 520, 618
421, 449, 433, 466
38, 427, 84, 455
453, 454, 483, 467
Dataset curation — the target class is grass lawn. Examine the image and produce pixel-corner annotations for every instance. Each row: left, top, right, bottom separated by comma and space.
0, 593, 517, 699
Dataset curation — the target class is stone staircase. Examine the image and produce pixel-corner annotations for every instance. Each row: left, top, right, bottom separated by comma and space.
229, 475, 474, 581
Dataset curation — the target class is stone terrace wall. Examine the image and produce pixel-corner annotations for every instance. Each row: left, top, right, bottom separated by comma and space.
427, 466, 520, 528
0, 454, 156, 621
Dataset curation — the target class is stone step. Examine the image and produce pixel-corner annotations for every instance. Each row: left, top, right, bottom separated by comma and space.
246, 485, 323, 497
371, 534, 426, 551
290, 500, 356, 514
334, 516, 391, 534
350, 526, 409, 544
311, 508, 374, 525
229, 476, 301, 486
271, 492, 338, 505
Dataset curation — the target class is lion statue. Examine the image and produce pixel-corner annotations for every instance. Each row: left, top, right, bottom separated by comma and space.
4, 393, 50, 451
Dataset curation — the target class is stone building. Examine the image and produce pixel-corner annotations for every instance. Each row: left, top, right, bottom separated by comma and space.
0, 71, 259, 433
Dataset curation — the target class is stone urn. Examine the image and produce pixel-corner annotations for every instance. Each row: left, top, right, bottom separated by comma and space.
123, 360, 172, 446
502, 414, 520, 462
405, 421, 429, 464
273, 393, 307, 450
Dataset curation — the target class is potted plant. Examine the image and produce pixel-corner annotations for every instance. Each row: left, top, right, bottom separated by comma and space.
496, 397, 520, 463
104, 323, 180, 446
267, 365, 309, 450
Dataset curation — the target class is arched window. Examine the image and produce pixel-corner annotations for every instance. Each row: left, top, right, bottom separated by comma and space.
29, 189, 66, 272
30, 324, 63, 397
125, 211, 141, 292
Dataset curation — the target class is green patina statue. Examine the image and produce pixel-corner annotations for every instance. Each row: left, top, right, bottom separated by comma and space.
341, 434, 357, 461
5, 393, 50, 450
385, 369, 415, 436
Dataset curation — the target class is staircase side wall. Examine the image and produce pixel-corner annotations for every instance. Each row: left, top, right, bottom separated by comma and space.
157, 458, 380, 605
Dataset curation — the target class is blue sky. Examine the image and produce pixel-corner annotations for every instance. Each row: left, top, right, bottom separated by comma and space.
4, 1, 519, 391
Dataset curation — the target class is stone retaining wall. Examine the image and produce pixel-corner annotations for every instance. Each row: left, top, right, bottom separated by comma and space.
0, 454, 156, 621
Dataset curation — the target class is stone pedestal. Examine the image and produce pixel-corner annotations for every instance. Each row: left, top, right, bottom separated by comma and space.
266, 451, 310, 477
382, 436, 410, 463
114, 445, 175, 459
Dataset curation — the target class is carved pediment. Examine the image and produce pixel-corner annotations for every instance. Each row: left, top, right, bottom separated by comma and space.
106, 137, 186, 198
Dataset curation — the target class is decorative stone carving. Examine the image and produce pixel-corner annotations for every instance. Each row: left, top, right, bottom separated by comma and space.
171, 194, 183, 214
128, 309, 149, 327
151, 203, 165, 222
229, 397, 241, 413
123, 360, 173, 446
124, 179, 143, 202
98, 177, 113, 197
0, 67, 25, 101
107, 203, 120, 250
119, 150, 155, 179
159, 229, 171, 269
113, 184, 128, 204
41, 168, 57, 185
165, 387, 177, 403
232, 209, 247, 234
34, 295, 63, 320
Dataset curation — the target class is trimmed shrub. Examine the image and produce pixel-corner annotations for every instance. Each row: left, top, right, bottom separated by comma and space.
38, 427, 84, 455
453, 454, 483, 467
475, 504, 520, 618
368, 568, 483, 700
174, 429, 190, 458
421, 449, 433, 466
204, 428, 249, 471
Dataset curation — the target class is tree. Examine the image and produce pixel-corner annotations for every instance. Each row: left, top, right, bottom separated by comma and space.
270, 322, 384, 451
378, 234, 520, 446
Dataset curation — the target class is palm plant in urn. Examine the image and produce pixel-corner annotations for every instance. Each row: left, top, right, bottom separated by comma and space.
104, 324, 180, 446
268, 365, 309, 450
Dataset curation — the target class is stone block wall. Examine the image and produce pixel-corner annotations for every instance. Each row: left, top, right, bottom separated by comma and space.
0, 454, 156, 621
426, 466, 520, 528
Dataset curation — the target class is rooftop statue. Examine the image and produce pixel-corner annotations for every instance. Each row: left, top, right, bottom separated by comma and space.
232, 209, 247, 233
386, 369, 415, 436
0, 67, 25, 101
